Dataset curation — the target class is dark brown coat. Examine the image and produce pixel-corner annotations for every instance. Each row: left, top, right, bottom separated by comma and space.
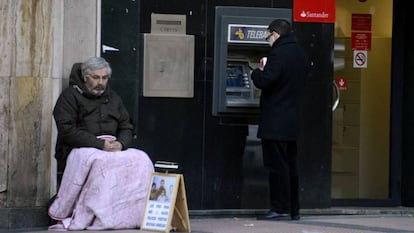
53, 63, 133, 173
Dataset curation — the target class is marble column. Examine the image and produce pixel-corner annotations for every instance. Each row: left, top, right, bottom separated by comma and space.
0, 0, 98, 228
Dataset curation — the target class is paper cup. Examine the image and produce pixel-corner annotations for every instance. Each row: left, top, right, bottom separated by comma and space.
97, 135, 116, 141
259, 57, 267, 71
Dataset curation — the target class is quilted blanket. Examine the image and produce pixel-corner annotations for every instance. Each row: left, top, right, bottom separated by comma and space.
48, 147, 154, 230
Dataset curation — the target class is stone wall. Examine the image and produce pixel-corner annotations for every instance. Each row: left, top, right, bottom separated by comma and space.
0, 0, 98, 229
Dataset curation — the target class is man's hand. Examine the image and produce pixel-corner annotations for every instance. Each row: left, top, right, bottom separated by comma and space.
103, 140, 122, 152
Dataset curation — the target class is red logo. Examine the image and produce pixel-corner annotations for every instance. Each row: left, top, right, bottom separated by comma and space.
293, 0, 336, 23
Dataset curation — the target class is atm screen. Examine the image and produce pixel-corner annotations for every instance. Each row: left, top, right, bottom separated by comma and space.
226, 65, 245, 87
225, 60, 259, 107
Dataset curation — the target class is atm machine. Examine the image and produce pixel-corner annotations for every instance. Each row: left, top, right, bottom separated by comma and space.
212, 6, 292, 122
211, 7, 293, 208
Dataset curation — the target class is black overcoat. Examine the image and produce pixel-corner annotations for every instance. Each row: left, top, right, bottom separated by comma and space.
251, 34, 309, 141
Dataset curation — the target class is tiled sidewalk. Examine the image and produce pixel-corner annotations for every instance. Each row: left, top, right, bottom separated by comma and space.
2, 208, 414, 233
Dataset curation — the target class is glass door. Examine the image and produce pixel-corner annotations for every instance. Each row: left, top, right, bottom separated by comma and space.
332, 0, 393, 199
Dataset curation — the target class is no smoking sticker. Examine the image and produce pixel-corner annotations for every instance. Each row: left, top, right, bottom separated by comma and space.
353, 50, 368, 68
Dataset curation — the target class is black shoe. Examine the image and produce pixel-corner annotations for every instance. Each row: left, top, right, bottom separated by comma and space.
257, 210, 289, 220
291, 214, 301, 220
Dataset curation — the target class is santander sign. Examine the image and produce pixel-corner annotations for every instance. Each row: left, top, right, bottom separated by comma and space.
294, 0, 336, 23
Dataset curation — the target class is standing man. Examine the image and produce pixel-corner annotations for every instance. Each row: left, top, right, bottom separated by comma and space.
251, 19, 310, 221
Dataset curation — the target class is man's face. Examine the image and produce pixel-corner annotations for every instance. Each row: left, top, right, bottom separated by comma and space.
84, 68, 109, 96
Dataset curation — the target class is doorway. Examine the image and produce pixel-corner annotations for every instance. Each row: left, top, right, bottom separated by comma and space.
331, 0, 392, 199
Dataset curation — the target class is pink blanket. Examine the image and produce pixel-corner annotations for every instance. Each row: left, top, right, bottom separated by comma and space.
48, 147, 154, 230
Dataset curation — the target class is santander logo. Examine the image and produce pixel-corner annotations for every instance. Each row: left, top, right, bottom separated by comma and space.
294, 1, 335, 23
300, 10, 329, 19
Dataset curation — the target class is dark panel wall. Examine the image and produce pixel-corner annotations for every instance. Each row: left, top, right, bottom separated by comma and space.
295, 23, 333, 208
138, 0, 254, 210
101, 0, 141, 143
400, 0, 414, 206
102, 0, 333, 210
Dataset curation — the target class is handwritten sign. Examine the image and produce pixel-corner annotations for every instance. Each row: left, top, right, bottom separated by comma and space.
141, 173, 190, 233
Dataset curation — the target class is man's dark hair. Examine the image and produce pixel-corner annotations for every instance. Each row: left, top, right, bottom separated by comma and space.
268, 19, 292, 36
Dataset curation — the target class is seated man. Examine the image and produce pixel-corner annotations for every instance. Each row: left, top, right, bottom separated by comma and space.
48, 57, 154, 231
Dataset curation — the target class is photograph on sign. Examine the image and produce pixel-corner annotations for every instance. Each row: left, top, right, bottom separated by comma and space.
141, 173, 179, 232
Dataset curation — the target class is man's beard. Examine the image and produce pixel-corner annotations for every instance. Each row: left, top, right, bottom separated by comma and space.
86, 84, 105, 96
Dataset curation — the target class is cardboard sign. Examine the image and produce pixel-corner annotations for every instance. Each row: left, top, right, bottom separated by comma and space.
141, 172, 190, 233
